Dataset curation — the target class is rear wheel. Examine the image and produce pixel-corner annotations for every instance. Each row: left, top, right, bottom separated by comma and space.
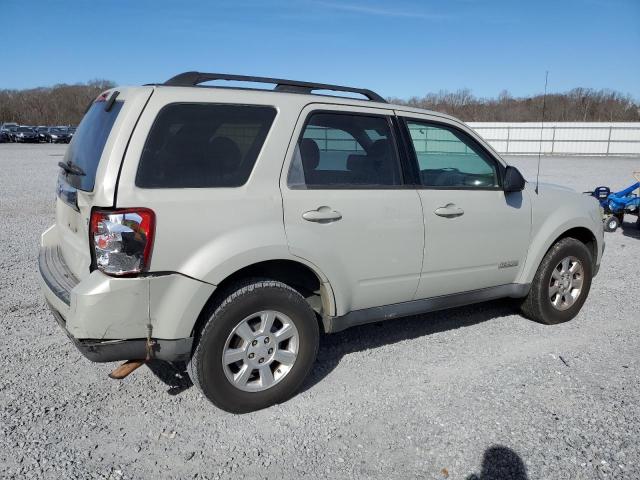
520, 237, 593, 325
188, 279, 319, 413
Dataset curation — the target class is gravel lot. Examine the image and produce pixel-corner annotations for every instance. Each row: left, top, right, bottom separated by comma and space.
1, 144, 639, 479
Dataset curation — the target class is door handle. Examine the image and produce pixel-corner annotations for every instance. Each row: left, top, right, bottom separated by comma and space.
302, 206, 342, 223
434, 203, 464, 218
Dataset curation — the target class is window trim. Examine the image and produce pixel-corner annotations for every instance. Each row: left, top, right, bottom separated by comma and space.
287, 109, 413, 190
399, 117, 505, 191
134, 101, 277, 189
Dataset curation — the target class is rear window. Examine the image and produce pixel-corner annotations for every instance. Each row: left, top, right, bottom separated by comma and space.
63, 100, 123, 191
136, 103, 277, 188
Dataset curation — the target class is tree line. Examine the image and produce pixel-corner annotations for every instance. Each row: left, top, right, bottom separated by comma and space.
0, 80, 115, 126
388, 88, 640, 122
0, 81, 638, 125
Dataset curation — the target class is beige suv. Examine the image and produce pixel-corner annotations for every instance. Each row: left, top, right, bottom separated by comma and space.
39, 72, 604, 412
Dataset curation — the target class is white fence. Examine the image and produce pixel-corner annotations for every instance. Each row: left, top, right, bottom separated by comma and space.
468, 122, 640, 156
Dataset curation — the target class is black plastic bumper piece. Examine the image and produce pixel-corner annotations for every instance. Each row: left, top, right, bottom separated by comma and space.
39, 246, 79, 306
48, 305, 192, 363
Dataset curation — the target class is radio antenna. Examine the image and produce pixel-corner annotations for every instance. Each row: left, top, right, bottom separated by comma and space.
535, 71, 549, 195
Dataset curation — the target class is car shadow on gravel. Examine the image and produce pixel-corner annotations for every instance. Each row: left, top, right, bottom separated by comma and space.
466, 445, 528, 480
145, 299, 516, 398
300, 299, 516, 394
146, 360, 192, 395
620, 220, 640, 239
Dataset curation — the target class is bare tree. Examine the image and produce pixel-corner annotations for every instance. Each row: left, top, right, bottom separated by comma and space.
0, 80, 115, 126
388, 88, 640, 122
2, 82, 638, 125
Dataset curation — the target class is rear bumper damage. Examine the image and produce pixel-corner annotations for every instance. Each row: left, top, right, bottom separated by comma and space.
38, 227, 214, 363
47, 304, 192, 363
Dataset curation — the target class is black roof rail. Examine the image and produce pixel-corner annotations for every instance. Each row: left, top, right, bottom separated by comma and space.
162, 71, 387, 103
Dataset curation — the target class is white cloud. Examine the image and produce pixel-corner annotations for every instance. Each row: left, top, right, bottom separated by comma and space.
312, 1, 449, 20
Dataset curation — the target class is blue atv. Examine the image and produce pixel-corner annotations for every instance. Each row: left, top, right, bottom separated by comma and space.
588, 181, 640, 232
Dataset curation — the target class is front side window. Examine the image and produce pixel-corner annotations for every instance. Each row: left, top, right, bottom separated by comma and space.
288, 112, 402, 188
406, 120, 500, 188
136, 103, 276, 188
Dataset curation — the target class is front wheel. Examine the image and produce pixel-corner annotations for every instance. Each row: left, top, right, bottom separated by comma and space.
520, 237, 593, 325
188, 279, 319, 413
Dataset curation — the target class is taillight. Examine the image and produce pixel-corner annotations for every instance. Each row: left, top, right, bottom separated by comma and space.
89, 208, 155, 276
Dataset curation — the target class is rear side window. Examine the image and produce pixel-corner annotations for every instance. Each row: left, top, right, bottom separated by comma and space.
287, 112, 402, 188
136, 103, 277, 188
63, 100, 123, 191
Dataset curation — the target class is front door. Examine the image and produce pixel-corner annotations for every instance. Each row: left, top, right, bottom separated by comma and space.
399, 115, 531, 299
280, 106, 424, 315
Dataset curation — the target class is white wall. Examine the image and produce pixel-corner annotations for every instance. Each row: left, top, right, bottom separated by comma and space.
467, 122, 640, 156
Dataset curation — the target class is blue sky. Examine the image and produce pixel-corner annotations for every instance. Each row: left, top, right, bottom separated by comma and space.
2, 0, 639, 99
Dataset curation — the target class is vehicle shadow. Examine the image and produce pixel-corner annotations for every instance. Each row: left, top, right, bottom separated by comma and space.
620, 219, 640, 239
148, 298, 516, 397
300, 299, 516, 394
146, 359, 192, 395
467, 445, 528, 480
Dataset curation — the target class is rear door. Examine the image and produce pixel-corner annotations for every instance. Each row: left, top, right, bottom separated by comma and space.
398, 113, 531, 299
280, 104, 424, 315
55, 87, 153, 279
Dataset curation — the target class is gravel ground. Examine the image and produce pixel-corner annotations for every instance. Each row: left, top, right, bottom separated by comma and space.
1, 144, 639, 480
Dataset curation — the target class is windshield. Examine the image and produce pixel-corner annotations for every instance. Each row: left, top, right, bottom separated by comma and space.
17, 127, 33, 132
62, 100, 123, 191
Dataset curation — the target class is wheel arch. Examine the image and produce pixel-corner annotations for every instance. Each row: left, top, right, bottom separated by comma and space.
553, 226, 598, 263
518, 221, 599, 285
190, 259, 336, 338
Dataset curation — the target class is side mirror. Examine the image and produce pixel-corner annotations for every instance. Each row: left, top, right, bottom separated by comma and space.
504, 166, 526, 192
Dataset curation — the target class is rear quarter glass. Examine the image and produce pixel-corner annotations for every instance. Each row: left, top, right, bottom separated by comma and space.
63, 101, 124, 191
134, 103, 276, 188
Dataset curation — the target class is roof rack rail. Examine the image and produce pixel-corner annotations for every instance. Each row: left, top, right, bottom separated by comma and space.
163, 71, 387, 103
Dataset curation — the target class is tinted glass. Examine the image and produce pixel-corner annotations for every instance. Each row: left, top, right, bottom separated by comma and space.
407, 121, 500, 188
288, 113, 401, 188
63, 101, 123, 191
136, 103, 276, 188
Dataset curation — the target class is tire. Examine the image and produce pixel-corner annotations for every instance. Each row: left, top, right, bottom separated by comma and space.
188, 279, 319, 413
604, 215, 619, 232
520, 237, 593, 325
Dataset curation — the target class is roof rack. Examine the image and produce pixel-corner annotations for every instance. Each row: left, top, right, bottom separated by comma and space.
162, 71, 387, 103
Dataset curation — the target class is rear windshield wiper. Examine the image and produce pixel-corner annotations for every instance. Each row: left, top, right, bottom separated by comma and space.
58, 161, 86, 177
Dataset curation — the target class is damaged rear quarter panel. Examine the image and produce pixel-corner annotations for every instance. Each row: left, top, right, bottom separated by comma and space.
67, 271, 150, 339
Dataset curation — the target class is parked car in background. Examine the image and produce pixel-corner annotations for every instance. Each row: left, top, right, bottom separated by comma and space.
0, 123, 76, 143
13, 126, 39, 143
2, 124, 18, 141
43, 127, 71, 143
35, 126, 49, 142
1, 122, 18, 131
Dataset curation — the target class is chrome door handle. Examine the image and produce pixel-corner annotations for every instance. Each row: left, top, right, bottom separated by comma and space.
434, 203, 464, 218
302, 206, 342, 223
